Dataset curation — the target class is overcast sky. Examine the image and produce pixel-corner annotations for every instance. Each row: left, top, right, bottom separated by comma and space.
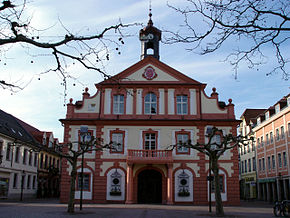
1, 0, 289, 141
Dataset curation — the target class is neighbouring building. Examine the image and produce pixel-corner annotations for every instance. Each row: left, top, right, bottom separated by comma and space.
253, 94, 290, 202
18, 120, 61, 198
0, 109, 61, 200
0, 109, 39, 199
239, 109, 265, 200
59, 14, 240, 205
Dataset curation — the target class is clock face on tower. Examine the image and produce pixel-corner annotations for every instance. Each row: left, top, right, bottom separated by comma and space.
142, 66, 157, 80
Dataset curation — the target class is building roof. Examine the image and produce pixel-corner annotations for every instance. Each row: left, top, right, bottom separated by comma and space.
0, 109, 38, 146
240, 109, 266, 125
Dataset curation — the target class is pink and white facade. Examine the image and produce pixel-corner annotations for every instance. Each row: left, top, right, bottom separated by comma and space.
59, 16, 240, 205
253, 94, 290, 202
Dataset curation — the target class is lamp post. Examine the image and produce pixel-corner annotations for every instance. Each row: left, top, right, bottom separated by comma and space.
79, 126, 90, 211
20, 170, 26, 201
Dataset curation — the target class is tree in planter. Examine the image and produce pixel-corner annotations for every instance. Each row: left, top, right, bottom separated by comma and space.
0, 0, 135, 93
166, 0, 290, 80
56, 129, 113, 214
168, 126, 252, 217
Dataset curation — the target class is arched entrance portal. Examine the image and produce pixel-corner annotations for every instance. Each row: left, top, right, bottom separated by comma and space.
137, 169, 162, 204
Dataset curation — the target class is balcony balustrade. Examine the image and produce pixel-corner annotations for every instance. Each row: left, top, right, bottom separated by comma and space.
127, 149, 173, 164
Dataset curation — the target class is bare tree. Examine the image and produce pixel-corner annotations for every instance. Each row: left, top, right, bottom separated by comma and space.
168, 126, 252, 217
0, 0, 135, 94
166, 0, 290, 80
56, 134, 113, 213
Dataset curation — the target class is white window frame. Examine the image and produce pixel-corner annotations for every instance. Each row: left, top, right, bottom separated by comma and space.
176, 95, 188, 115
113, 95, 124, 114
144, 93, 157, 115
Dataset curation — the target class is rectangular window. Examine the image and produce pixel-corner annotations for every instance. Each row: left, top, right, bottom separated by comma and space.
176, 133, 189, 153
244, 145, 247, 154
257, 138, 260, 148
34, 153, 38, 167
276, 129, 280, 141
21, 175, 25, 190
0, 141, 3, 161
144, 133, 156, 150
144, 93, 157, 114
27, 175, 31, 189
111, 132, 124, 152
281, 126, 285, 139
6, 143, 11, 161
248, 159, 251, 172
28, 151, 32, 165
40, 153, 43, 169
288, 123, 290, 136
252, 142, 255, 152
176, 95, 188, 115
245, 160, 247, 173
253, 157, 256, 171
77, 174, 90, 190
23, 149, 27, 164
270, 132, 273, 144
211, 175, 224, 193
278, 153, 282, 168
283, 152, 287, 167
262, 158, 265, 171
272, 155, 276, 169
15, 147, 20, 163
268, 156, 271, 171
261, 136, 264, 147
113, 95, 124, 114
265, 112, 269, 120
241, 160, 244, 173
53, 158, 55, 167
44, 155, 48, 169
13, 173, 18, 188
49, 156, 52, 168
275, 104, 280, 113
266, 134, 269, 145
32, 176, 36, 189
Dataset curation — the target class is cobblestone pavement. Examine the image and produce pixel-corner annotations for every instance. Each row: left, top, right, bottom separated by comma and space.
0, 199, 275, 218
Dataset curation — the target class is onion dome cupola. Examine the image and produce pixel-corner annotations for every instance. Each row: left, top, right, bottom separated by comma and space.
139, 9, 161, 60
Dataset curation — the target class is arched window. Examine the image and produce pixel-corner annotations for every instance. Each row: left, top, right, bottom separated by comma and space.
144, 93, 157, 114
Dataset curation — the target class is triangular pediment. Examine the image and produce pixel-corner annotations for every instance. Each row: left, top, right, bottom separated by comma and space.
100, 56, 202, 85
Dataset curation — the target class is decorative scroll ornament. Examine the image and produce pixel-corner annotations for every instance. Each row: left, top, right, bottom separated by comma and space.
143, 66, 157, 80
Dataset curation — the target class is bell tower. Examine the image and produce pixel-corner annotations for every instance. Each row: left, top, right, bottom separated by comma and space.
139, 8, 161, 60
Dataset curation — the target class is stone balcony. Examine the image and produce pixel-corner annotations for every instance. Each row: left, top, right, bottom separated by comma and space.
127, 149, 173, 164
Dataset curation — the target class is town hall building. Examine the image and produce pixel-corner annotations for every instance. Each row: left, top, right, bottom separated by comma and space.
59, 14, 240, 205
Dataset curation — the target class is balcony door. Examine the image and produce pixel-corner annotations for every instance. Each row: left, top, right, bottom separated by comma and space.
137, 169, 162, 204
144, 133, 156, 150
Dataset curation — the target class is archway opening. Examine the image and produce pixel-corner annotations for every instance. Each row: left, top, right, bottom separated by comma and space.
137, 169, 162, 204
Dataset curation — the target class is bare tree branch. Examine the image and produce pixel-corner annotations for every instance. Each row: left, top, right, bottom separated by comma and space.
0, 0, 139, 97
165, 0, 290, 80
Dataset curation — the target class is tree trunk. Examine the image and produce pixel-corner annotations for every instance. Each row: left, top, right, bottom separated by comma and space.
212, 156, 224, 217
67, 157, 77, 213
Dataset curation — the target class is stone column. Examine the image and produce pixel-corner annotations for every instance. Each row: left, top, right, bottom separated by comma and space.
283, 179, 288, 200
262, 183, 266, 201
125, 163, 134, 204
257, 182, 262, 200
266, 182, 271, 202
272, 182, 277, 202
167, 164, 173, 204
276, 179, 282, 201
